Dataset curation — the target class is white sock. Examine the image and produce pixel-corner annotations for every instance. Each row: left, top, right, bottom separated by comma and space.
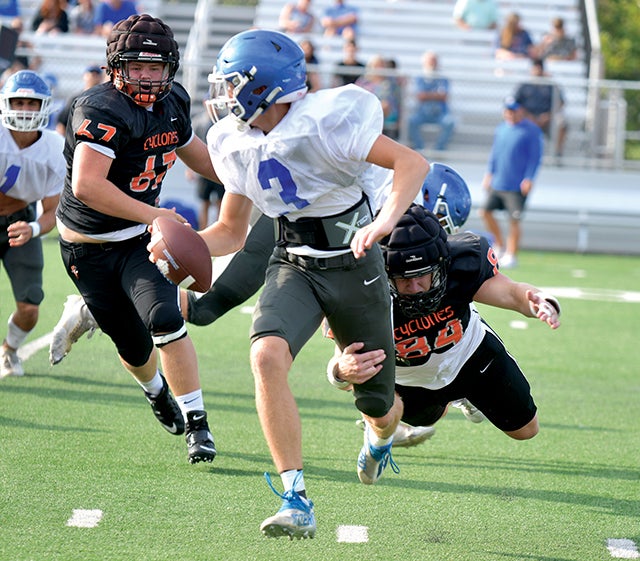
5, 314, 30, 350
367, 425, 393, 448
281, 469, 305, 495
136, 370, 164, 396
176, 389, 204, 415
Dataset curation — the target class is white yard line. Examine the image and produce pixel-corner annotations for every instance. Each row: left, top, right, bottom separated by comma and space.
336, 525, 369, 543
607, 539, 640, 559
66, 509, 103, 528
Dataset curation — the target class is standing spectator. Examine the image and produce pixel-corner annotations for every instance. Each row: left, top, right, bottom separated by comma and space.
53, 14, 219, 464
534, 17, 577, 61
356, 55, 401, 139
299, 38, 322, 92
0, 71, 64, 378
69, 0, 97, 35
31, 0, 69, 35
408, 51, 455, 152
321, 0, 358, 39
279, 0, 315, 34
56, 64, 106, 136
453, 0, 499, 31
201, 29, 428, 539
93, 0, 137, 37
332, 38, 364, 86
514, 58, 568, 158
480, 96, 543, 269
187, 100, 225, 228
494, 12, 534, 60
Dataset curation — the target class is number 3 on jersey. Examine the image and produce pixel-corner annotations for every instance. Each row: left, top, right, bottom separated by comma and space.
258, 158, 310, 210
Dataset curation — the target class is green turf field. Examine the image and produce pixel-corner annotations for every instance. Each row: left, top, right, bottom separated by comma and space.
1, 236, 639, 561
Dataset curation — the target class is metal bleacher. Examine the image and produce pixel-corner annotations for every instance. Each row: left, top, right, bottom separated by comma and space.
254, 0, 589, 161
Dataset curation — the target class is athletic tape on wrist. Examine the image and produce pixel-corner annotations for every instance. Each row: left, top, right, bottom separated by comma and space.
29, 221, 41, 238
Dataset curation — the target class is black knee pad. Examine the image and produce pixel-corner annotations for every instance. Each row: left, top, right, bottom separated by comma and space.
355, 395, 393, 419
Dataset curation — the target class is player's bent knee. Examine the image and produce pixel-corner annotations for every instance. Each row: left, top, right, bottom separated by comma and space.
355, 395, 393, 419
505, 417, 539, 440
152, 324, 187, 347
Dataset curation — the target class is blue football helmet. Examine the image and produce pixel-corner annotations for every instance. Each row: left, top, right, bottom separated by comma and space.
421, 163, 472, 234
0, 70, 52, 132
207, 29, 308, 128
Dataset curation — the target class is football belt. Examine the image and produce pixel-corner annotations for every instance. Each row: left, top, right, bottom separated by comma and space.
276, 193, 372, 251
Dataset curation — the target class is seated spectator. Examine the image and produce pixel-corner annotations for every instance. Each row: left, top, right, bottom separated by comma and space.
321, 0, 358, 39
279, 0, 315, 34
453, 0, 499, 31
299, 38, 322, 92
408, 51, 455, 152
355, 55, 401, 139
332, 38, 365, 86
93, 0, 138, 37
494, 12, 534, 60
514, 58, 568, 158
69, 0, 97, 35
534, 17, 577, 61
31, 0, 69, 35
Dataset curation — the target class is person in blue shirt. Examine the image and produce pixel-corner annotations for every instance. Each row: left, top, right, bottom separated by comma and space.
93, 0, 137, 37
480, 96, 543, 269
407, 51, 455, 152
321, 0, 358, 39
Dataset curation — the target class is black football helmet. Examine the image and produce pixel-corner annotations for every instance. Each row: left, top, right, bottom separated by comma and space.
380, 204, 450, 317
106, 14, 180, 105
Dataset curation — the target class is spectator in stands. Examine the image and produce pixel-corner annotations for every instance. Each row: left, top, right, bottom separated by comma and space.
56, 65, 106, 136
453, 0, 499, 31
480, 96, 543, 269
514, 58, 568, 159
0, 0, 19, 17
69, 0, 97, 35
407, 51, 455, 153
279, 0, 315, 34
31, 0, 69, 35
93, 0, 138, 37
321, 0, 358, 39
494, 12, 534, 60
332, 38, 365, 86
299, 38, 322, 92
356, 55, 401, 139
534, 17, 577, 61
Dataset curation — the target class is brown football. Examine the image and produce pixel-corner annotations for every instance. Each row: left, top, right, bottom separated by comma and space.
149, 216, 212, 293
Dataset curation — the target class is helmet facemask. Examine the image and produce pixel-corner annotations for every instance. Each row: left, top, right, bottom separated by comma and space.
113, 56, 174, 104
389, 263, 448, 318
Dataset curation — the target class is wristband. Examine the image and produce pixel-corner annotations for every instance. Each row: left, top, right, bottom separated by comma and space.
529, 292, 561, 317
29, 221, 41, 238
326, 358, 351, 389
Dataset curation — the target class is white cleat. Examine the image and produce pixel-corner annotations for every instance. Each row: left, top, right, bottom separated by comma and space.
356, 419, 435, 448
1, 346, 24, 379
49, 295, 99, 365
451, 398, 485, 423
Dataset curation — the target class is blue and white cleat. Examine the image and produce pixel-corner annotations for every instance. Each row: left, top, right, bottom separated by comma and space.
260, 472, 316, 540
357, 427, 400, 485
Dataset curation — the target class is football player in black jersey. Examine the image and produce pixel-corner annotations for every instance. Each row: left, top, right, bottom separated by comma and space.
327, 204, 560, 441
54, 14, 221, 464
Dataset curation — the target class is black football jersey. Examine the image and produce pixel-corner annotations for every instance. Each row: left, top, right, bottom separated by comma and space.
57, 81, 193, 235
393, 231, 498, 376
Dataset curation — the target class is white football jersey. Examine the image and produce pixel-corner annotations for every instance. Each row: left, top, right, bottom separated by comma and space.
0, 126, 65, 203
207, 85, 391, 219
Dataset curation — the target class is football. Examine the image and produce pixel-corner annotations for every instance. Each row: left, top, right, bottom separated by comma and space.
149, 216, 213, 293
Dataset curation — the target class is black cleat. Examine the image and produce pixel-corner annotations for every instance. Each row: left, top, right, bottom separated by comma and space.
144, 375, 185, 436
186, 410, 217, 464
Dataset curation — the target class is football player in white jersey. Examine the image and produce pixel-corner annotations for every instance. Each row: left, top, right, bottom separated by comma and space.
0, 70, 65, 379
193, 29, 429, 539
